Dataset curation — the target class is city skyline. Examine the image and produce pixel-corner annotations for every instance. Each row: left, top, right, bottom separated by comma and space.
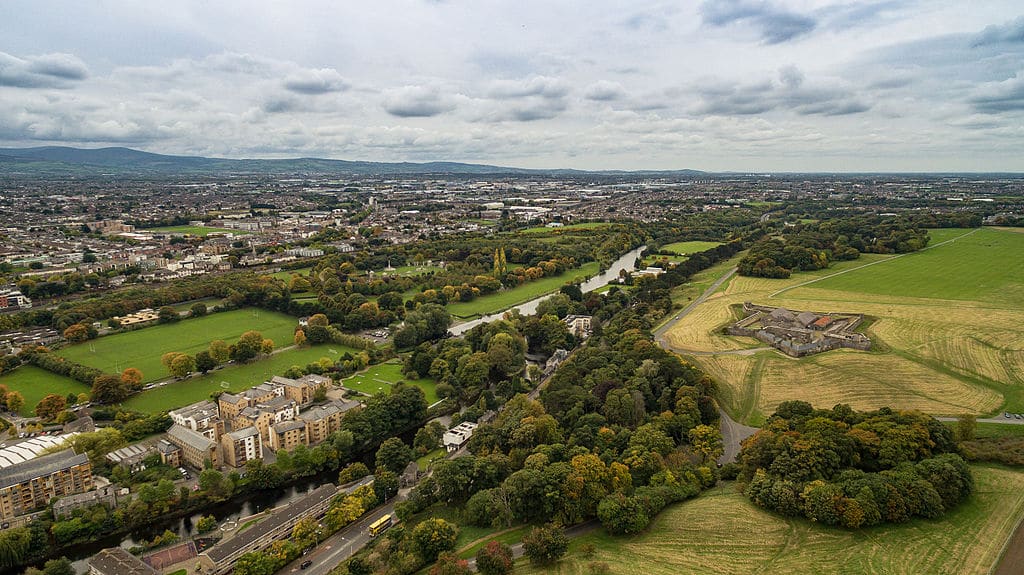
2, 1, 1023, 172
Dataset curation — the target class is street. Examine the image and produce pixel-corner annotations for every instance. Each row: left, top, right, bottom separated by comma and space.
278, 496, 399, 575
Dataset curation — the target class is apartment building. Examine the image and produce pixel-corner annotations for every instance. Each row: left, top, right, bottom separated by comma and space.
221, 426, 263, 468
169, 400, 224, 441
218, 383, 283, 420
296, 399, 361, 445
232, 396, 298, 442
166, 424, 220, 470
0, 449, 93, 522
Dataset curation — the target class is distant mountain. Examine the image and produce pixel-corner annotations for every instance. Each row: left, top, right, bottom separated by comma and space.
0, 146, 707, 177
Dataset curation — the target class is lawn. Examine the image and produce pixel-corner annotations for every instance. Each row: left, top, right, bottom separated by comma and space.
660, 240, 724, 255
58, 309, 300, 383
122, 344, 356, 413
170, 296, 225, 313
456, 526, 530, 559
416, 448, 445, 471
147, 225, 246, 236
519, 222, 613, 234
272, 267, 314, 280
446, 262, 601, 319
663, 228, 1024, 423
342, 361, 438, 404
517, 465, 1024, 575
0, 365, 91, 416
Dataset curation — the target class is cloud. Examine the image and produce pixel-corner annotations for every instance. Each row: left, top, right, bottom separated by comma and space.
486, 76, 569, 100
691, 70, 870, 117
970, 73, 1024, 113
972, 16, 1024, 47
382, 85, 455, 117
0, 51, 89, 88
283, 68, 349, 94
584, 80, 626, 101
700, 0, 817, 44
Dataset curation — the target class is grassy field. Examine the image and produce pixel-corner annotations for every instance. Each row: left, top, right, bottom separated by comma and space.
272, 267, 314, 280
58, 309, 299, 383
517, 465, 1024, 575
170, 296, 224, 313
662, 228, 1024, 423
122, 344, 356, 412
661, 240, 724, 255
447, 262, 601, 319
519, 222, 613, 234
0, 365, 90, 416
342, 361, 438, 404
147, 225, 246, 236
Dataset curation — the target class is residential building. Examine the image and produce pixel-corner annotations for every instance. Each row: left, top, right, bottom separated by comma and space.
166, 424, 220, 469
156, 439, 181, 468
218, 383, 284, 420
274, 374, 329, 406
53, 484, 127, 519
232, 396, 298, 442
0, 449, 93, 522
442, 422, 478, 453
563, 315, 593, 339
88, 546, 156, 575
169, 400, 224, 440
296, 398, 360, 445
269, 420, 306, 452
0, 289, 31, 309
221, 426, 263, 468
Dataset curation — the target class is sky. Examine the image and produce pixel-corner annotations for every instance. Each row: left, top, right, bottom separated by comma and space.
1, 1, 1023, 172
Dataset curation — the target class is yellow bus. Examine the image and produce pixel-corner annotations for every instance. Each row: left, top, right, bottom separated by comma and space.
368, 514, 392, 537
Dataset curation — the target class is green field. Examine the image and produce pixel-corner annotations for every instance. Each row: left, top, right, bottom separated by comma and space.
148, 225, 246, 236
170, 297, 225, 313
58, 309, 300, 383
665, 227, 1024, 423
661, 240, 724, 255
0, 365, 90, 417
343, 361, 438, 404
802, 228, 1023, 304
122, 344, 356, 412
518, 466, 1024, 575
272, 267, 314, 280
447, 262, 601, 319
519, 222, 613, 234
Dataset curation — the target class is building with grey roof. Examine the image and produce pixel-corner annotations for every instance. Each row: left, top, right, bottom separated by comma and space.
0, 449, 92, 521
166, 424, 220, 469
88, 546, 156, 575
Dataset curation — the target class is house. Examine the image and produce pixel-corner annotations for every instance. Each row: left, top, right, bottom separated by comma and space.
442, 422, 478, 453
563, 315, 593, 339
232, 396, 299, 442
400, 461, 420, 487
795, 311, 819, 328
53, 484, 126, 519
296, 399, 360, 445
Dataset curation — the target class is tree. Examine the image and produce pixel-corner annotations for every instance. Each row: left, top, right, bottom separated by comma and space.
6, 391, 24, 414
475, 541, 513, 575
209, 339, 231, 363
62, 323, 89, 343
190, 302, 208, 317
291, 516, 322, 550
169, 354, 196, 378
196, 515, 218, 533
688, 424, 723, 464
195, 350, 217, 374
308, 313, 329, 327
120, 367, 144, 390
373, 470, 399, 503
376, 437, 414, 475
158, 306, 180, 323
522, 524, 568, 566
430, 552, 472, 575
338, 462, 370, 485
231, 331, 265, 362
411, 518, 459, 563
956, 414, 976, 442
261, 338, 275, 356
293, 329, 307, 347
199, 469, 232, 500
35, 394, 67, 420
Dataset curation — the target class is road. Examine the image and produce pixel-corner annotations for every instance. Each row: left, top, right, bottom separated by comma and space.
937, 416, 1024, 426
718, 409, 759, 464
652, 266, 736, 343
278, 479, 394, 575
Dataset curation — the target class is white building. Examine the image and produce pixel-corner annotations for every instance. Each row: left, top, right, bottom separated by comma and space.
442, 422, 478, 453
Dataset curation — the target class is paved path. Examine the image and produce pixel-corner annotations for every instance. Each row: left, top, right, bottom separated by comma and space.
652, 266, 736, 343
937, 416, 1024, 426
464, 521, 600, 572
718, 409, 759, 464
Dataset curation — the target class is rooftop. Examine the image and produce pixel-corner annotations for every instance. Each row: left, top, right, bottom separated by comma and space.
88, 547, 157, 575
167, 424, 217, 452
0, 449, 88, 490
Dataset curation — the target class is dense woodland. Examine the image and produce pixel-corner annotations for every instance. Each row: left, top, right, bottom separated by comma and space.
737, 402, 973, 528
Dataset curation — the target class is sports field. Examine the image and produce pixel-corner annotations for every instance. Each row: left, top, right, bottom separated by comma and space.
662, 227, 1024, 423
661, 240, 723, 255
58, 309, 299, 383
447, 262, 600, 319
342, 360, 438, 404
518, 465, 1024, 575
0, 365, 90, 417
519, 222, 612, 234
148, 225, 246, 236
122, 344, 356, 412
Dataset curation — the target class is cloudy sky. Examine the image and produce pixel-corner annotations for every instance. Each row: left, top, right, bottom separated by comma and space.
1, 1, 1023, 171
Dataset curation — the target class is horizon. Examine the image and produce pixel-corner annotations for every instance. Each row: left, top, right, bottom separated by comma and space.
1, 2, 1023, 172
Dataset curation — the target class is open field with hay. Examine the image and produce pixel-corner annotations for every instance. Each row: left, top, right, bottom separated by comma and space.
662, 228, 1024, 423
57, 308, 299, 383
516, 465, 1024, 575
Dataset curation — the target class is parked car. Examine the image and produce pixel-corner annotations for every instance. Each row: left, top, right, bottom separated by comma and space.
301, 560, 313, 569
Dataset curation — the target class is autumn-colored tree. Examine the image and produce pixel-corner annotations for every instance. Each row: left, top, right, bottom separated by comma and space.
688, 424, 724, 464
522, 524, 568, 566
120, 367, 144, 390
35, 394, 67, 421
429, 552, 471, 575
307, 314, 329, 327
208, 339, 231, 363
161, 351, 185, 372
91, 374, 129, 404
5, 391, 24, 414
62, 323, 89, 343
293, 329, 307, 347
260, 338, 274, 355
412, 518, 459, 563
475, 541, 513, 575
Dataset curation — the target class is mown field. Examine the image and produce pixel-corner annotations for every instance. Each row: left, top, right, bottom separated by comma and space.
661, 240, 724, 255
122, 343, 356, 412
147, 225, 246, 236
447, 262, 600, 319
58, 309, 299, 383
517, 465, 1024, 575
342, 360, 438, 404
0, 365, 90, 416
519, 222, 613, 234
662, 228, 1024, 423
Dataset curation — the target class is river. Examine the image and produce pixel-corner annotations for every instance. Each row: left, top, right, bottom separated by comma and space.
448, 245, 646, 336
